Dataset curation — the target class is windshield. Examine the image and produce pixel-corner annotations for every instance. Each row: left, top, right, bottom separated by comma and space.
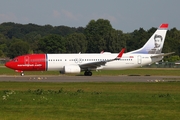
12, 58, 18, 62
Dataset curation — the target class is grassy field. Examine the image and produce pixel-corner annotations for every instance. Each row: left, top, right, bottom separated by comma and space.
1, 66, 180, 119
0, 82, 180, 120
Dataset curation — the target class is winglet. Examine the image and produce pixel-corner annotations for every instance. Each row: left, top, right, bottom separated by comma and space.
117, 48, 125, 58
159, 23, 168, 29
100, 50, 104, 54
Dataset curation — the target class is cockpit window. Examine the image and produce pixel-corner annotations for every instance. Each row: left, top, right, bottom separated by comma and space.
13, 58, 18, 62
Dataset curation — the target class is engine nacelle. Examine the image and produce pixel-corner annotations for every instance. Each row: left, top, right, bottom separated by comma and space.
62, 65, 81, 74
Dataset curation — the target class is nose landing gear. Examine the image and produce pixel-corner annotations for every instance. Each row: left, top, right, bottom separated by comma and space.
15, 70, 24, 76
20, 72, 24, 76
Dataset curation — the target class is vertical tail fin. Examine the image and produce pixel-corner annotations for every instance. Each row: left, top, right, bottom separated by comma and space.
128, 23, 168, 54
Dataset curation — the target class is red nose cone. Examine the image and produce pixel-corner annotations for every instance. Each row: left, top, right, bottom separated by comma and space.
5, 62, 10, 68
5, 61, 14, 69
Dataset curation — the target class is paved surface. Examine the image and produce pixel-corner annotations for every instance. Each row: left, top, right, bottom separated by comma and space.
0, 75, 180, 82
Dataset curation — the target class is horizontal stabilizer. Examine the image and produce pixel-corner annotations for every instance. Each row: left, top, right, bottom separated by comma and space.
151, 52, 175, 58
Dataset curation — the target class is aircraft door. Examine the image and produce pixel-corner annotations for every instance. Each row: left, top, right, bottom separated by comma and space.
74, 58, 78, 63
24, 56, 29, 65
79, 58, 82, 63
137, 55, 142, 64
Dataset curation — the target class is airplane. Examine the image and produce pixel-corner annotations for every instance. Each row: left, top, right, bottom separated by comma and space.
5, 23, 174, 76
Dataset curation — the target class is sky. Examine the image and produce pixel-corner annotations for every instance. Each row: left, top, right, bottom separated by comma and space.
0, 0, 180, 32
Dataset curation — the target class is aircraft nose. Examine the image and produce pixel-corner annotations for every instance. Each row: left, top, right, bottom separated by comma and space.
5, 62, 9, 68
5, 61, 12, 69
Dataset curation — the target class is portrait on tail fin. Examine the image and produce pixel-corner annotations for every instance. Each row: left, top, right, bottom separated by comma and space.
148, 34, 163, 54
127, 23, 168, 54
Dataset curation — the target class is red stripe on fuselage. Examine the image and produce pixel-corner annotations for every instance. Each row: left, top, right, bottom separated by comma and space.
5, 54, 46, 71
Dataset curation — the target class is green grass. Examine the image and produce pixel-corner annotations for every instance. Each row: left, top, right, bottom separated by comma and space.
0, 82, 180, 120
1, 67, 180, 76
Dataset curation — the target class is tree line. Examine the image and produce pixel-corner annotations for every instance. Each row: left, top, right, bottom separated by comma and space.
0, 19, 180, 62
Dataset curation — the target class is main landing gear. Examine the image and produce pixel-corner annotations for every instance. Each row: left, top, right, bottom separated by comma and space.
84, 71, 92, 76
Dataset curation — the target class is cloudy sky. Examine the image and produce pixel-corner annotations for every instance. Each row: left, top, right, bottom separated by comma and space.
0, 0, 179, 32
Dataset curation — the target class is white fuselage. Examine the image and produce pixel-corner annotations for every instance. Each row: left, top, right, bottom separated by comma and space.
46, 53, 162, 71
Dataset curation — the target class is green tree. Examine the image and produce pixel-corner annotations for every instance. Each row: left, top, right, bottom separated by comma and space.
126, 28, 149, 52
8, 39, 30, 58
85, 19, 113, 52
165, 28, 180, 55
23, 32, 42, 53
1, 21, 180, 57
65, 33, 87, 53
164, 55, 180, 62
0, 50, 4, 57
0, 34, 8, 57
0, 44, 8, 57
106, 30, 127, 52
38, 34, 66, 53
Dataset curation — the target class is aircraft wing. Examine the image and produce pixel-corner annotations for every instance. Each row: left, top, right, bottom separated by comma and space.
151, 52, 175, 58
79, 48, 125, 70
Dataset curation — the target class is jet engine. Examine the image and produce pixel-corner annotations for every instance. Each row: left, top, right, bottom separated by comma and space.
62, 65, 81, 74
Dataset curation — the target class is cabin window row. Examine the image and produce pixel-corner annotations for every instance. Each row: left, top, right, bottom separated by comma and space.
48, 59, 132, 62
69, 59, 132, 61
48, 59, 62, 61
69, 59, 111, 61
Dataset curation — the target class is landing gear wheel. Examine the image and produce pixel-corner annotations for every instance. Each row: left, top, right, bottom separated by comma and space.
20, 72, 24, 76
84, 71, 92, 76
88, 71, 92, 76
84, 72, 87, 76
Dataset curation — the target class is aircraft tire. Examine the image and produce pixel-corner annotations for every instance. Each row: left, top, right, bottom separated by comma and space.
21, 72, 24, 76
88, 71, 92, 76
84, 71, 87, 76
84, 71, 92, 76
